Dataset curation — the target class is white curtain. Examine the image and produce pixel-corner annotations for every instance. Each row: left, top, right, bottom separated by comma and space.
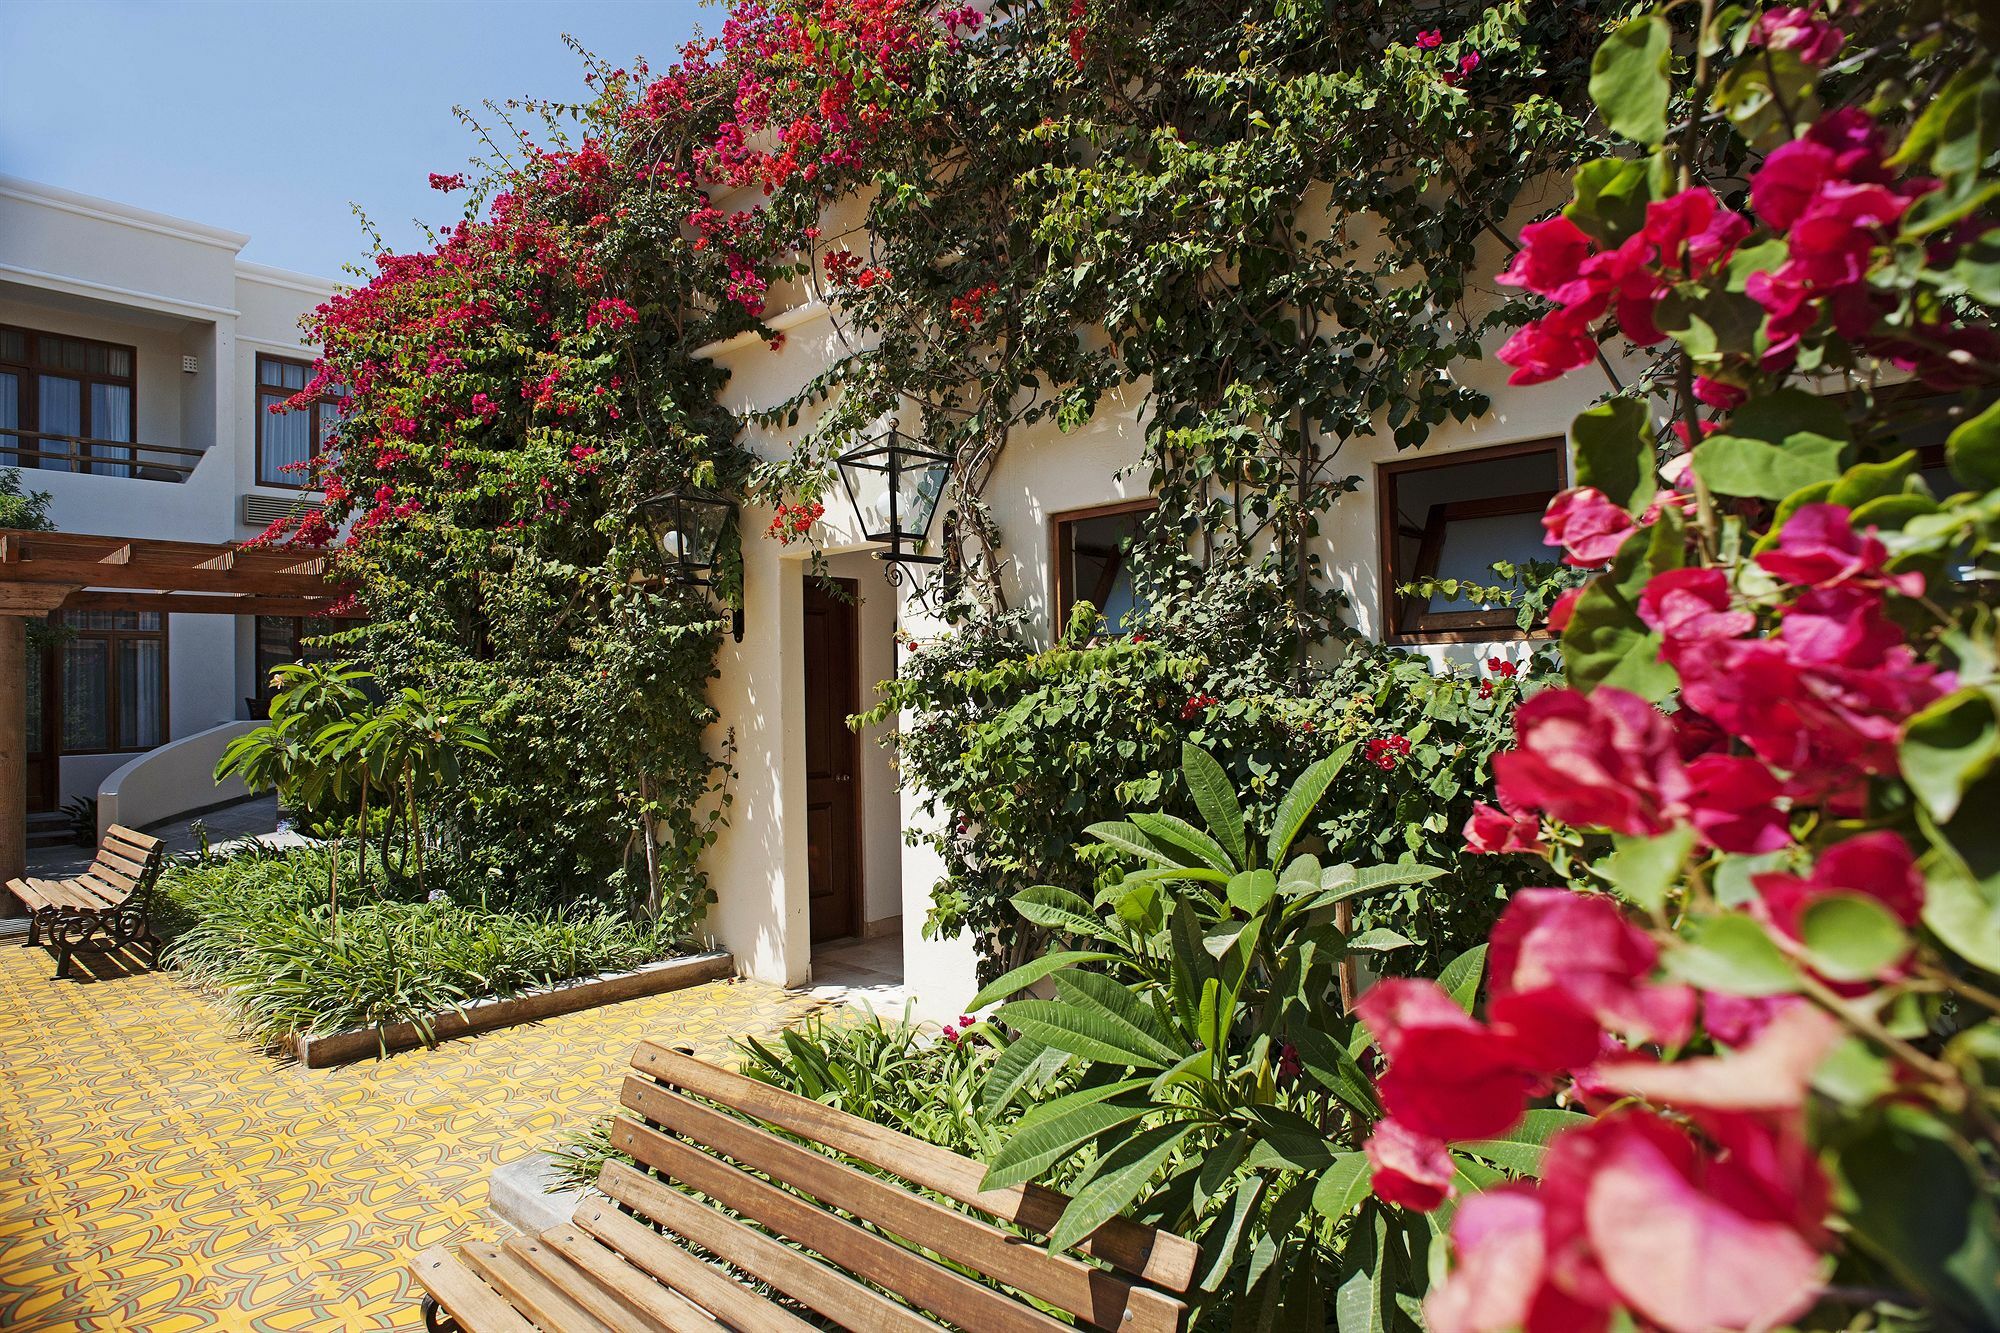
262, 398, 312, 484
118, 639, 163, 749
90, 382, 132, 477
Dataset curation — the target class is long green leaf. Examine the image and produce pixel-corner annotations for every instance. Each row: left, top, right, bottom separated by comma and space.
979, 1036, 1065, 1120
1268, 746, 1352, 865
1011, 885, 1119, 942
1086, 820, 1181, 868
969, 950, 1119, 1011
981, 1080, 1152, 1189
1054, 970, 1182, 1065
1049, 1121, 1194, 1251
1311, 1151, 1374, 1219
1456, 1109, 1593, 1177
1437, 944, 1488, 1014
995, 998, 1173, 1069
1129, 813, 1235, 874
1182, 742, 1246, 867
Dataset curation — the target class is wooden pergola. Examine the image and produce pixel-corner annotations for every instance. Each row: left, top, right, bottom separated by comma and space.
0, 530, 353, 884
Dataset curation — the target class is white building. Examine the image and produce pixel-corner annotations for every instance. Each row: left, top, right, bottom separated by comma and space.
0, 177, 339, 829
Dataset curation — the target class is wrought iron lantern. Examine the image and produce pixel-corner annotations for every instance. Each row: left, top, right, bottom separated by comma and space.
834, 428, 953, 568
637, 485, 743, 639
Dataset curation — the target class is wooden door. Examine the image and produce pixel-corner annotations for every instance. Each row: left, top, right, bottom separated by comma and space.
803, 579, 860, 943
24, 640, 55, 812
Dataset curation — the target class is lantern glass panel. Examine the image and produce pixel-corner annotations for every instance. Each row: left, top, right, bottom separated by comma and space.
895, 451, 949, 542
836, 445, 895, 542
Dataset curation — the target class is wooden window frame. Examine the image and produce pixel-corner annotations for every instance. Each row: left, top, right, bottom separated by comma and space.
53, 610, 170, 755
254, 353, 338, 490
0, 323, 139, 475
1377, 438, 1567, 646
1049, 498, 1156, 640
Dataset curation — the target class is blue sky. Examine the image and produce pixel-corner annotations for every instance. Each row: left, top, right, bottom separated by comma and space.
0, 1, 709, 281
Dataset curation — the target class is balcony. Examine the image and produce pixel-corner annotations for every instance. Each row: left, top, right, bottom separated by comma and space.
0, 428, 200, 482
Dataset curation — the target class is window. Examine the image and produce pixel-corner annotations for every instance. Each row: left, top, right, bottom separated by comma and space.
1051, 499, 1154, 638
53, 611, 166, 753
0, 325, 137, 476
1378, 440, 1566, 643
256, 354, 342, 488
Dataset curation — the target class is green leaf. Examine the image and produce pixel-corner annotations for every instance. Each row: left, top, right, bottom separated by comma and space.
1921, 816, 2000, 973
1049, 1122, 1194, 1252
968, 950, 1119, 1011
1181, 743, 1246, 867
1311, 1152, 1374, 1220
1946, 396, 2000, 490
1334, 1204, 1402, 1333
994, 998, 1174, 1070
1798, 893, 1909, 983
1268, 747, 1351, 865
1692, 389, 1850, 500
1599, 828, 1695, 914
1228, 869, 1278, 916
1087, 820, 1183, 868
1054, 969, 1183, 1064
1571, 399, 1657, 517
979, 1036, 1064, 1119
1713, 46, 1817, 150
1345, 928, 1414, 953
1129, 813, 1236, 875
1290, 1026, 1380, 1117
1306, 861, 1446, 910
1242, 1106, 1339, 1173
1564, 156, 1664, 244
1437, 944, 1487, 1014
1901, 688, 2000, 824
1589, 15, 1673, 145
1561, 508, 1684, 700
1457, 1109, 1594, 1178
1838, 1104, 2000, 1327
1012, 885, 1116, 941
981, 1079, 1152, 1189
1666, 913, 1802, 996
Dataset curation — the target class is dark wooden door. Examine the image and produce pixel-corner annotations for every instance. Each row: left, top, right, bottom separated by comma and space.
803, 579, 860, 943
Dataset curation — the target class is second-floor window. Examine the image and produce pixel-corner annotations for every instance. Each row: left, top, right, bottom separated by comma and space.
256, 354, 341, 488
0, 325, 137, 477
1051, 499, 1155, 639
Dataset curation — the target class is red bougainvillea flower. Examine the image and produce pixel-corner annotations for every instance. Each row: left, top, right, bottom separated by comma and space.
1487, 890, 1695, 1066
1497, 215, 1594, 296
1357, 979, 1538, 1140
1366, 1118, 1456, 1212
1547, 584, 1585, 632
1542, 486, 1637, 567
1756, 503, 1924, 595
1754, 829, 1926, 977
1546, 1111, 1829, 1333
1594, 1002, 1842, 1112
1496, 303, 1601, 384
1425, 1185, 1613, 1333
1463, 801, 1544, 855
1365, 734, 1412, 770
1692, 374, 1747, 409
1637, 567, 1758, 645
1495, 687, 1689, 836
1682, 753, 1792, 852
1415, 27, 1443, 48
1753, 5, 1844, 66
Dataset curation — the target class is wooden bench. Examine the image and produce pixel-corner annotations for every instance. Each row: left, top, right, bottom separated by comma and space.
415, 1041, 1200, 1333
6, 824, 166, 979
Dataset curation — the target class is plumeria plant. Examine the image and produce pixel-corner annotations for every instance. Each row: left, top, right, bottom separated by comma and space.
1352, 4, 2000, 1332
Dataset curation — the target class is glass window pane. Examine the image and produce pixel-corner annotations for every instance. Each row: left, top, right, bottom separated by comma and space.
136, 611, 160, 631
36, 375, 81, 472
103, 345, 131, 378
0, 329, 24, 363
0, 371, 17, 467
1426, 511, 1550, 612
89, 382, 133, 477
261, 396, 313, 484
60, 639, 110, 751
117, 638, 164, 749
283, 361, 307, 390
260, 358, 285, 387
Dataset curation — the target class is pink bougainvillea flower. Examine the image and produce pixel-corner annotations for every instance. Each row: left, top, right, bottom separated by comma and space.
1415, 27, 1443, 48
1487, 890, 1696, 1066
1750, 138, 1838, 231
1496, 215, 1595, 298
1754, 5, 1845, 66
1463, 802, 1545, 855
1637, 567, 1757, 645
1425, 1185, 1614, 1333
1547, 584, 1585, 632
1357, 979, 1537, 1140
1458, 51, 1481, 73
1682, 753, 1791, 853
1498, 303, 1601, 384
1543, 486, 1638, 567
1366, 1119, 1456, 1212
1702, 991, 1803, 1048
1495, 687, 1689, 836
1594, 1002, 1841, 1112
1756, 503, 1923, 595
1545, 1110, 1830, 1333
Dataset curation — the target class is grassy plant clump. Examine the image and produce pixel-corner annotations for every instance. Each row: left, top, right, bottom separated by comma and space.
159, 842, 694, 1049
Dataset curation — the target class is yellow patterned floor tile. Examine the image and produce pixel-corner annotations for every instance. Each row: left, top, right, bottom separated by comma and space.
0, 943, 822, 1330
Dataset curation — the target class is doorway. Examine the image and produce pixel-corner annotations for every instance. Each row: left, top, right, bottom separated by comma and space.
25, 640, 55, 812
803, 577, 860, 943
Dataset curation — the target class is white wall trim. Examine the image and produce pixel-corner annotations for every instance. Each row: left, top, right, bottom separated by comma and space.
235, 261, 342, 298
235, 333, 321, 354
694, 299, 834, 361
0, 262, 239, 320
0, 177, 250, 251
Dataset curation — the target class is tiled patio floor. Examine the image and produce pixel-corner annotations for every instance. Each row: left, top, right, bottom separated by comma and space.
0, 942, 823, 1331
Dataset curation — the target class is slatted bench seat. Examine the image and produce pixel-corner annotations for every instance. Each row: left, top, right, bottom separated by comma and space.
415, 1041, 1200, 1333
6, 824, 166, 979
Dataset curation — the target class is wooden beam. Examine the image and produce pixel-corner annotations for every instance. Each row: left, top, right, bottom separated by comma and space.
0, 561, 331, 596
0, 584, 81, 614
58, 590, 357, 617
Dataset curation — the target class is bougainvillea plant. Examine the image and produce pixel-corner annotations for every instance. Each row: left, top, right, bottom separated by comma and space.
1348, 4, 2000, 1330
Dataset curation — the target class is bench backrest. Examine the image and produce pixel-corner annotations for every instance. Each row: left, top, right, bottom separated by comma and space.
83, 825, 165, 909
588, 1041, 1200, 1333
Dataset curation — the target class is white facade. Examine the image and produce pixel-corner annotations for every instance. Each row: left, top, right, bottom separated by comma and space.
694, 187, 1615, 1019
0, 177, 337, 812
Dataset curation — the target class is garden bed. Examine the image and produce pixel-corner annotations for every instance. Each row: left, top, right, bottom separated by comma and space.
290, 950, 733, 1067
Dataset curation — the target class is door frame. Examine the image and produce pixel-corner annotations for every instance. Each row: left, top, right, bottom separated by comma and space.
803, 576, 863, 944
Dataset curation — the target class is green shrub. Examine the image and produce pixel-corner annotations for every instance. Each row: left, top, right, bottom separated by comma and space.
159, 843, 693, 1049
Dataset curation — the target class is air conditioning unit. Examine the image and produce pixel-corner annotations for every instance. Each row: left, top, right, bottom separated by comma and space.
242, 493, 306, 528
